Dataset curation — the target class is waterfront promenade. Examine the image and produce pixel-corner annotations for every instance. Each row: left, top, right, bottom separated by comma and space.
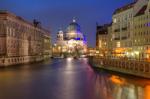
89, 57, 150, 78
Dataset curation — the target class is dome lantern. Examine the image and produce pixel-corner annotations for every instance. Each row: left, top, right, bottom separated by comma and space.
73, 17, 76, 23
67, 18, 81, 33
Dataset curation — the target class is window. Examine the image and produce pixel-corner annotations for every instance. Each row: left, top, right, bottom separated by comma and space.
116, 42, 121, 48
6, 27, 9, 36
113, 18, 117, 23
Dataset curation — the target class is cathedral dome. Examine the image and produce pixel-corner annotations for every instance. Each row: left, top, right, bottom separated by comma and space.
67, 19, 81, 33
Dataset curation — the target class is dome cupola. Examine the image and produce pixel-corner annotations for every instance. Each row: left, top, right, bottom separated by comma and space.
67, 18, 81, 33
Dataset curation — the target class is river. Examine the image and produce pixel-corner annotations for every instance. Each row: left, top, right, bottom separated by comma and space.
0, 58, 149, 99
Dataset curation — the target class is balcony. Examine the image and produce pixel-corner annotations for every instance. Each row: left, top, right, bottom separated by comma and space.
114, 38, 120, 40
121, 37, 127, 40
114, 29, 120, 32
122, 27, 127, 31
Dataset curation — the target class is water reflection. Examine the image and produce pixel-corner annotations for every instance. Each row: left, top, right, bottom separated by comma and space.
95, 71, 150, 99
0, 59, 149, 99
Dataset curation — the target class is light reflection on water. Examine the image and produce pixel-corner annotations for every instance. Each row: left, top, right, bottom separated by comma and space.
0, 59, 149, 99
94, 71, 150, 99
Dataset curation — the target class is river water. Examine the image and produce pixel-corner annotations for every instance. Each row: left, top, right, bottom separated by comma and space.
0, 58, 149, 99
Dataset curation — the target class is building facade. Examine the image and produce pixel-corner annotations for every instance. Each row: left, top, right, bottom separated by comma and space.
96, 0, 150, 60
87, 47, 97, 56
53, 19, 87, 58
96, 24, 111, 57
111, 2, 135, 58
132, 0, 150, 60
0, 11, 51, 66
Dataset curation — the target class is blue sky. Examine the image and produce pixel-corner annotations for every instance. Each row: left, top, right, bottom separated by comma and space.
0, 0, 133, 47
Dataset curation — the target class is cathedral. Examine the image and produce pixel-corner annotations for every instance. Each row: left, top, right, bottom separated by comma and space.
53, 19, 87, 57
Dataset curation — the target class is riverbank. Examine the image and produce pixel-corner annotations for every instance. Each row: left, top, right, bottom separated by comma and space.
0, 55, 51, 67
89, 57, 150, 79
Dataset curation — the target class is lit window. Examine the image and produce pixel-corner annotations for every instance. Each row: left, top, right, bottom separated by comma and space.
113, 18, 117, 23
99, 40, 102, 48
116, 42, 120, 47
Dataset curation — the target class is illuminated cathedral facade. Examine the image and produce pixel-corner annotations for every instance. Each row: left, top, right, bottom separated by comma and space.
53, 19, 87, 57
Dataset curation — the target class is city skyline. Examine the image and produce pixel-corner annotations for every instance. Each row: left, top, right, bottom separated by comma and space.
0, 0, 132, 47
0, 1, 150, 99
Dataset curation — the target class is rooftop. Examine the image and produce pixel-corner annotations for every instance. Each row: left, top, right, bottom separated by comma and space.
135, 5, 147, 17
96, 24, 111, 35
0, 10, 50, 33
113, 2, 136, 15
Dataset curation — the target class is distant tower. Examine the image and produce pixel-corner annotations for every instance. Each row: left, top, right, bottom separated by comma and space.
57, 29, 64, 41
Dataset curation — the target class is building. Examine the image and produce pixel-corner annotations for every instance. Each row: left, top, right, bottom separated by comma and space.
87, 47, 97, 56
111, 0, 149, 59
96, 24, 111, 57
96, 0, 150, 61
0, 11, 51, 66
53, 19, 87, 57
132, 0, 150, 60
111, 1, 135, 58
43, 32, 52, 59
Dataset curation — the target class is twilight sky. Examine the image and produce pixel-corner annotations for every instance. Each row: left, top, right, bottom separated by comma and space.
0, 0, 133, 47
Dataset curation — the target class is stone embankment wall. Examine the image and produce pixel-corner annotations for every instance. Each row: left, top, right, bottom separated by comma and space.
0, 55, 50, 66
89, 57, 150, 78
